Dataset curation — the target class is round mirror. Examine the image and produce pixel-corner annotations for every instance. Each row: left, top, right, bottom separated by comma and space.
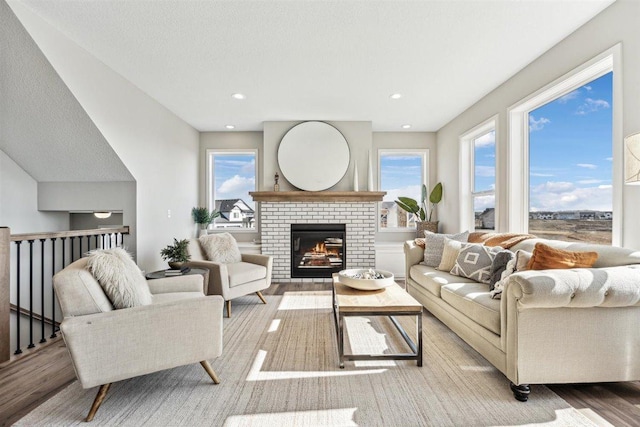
277, 121, 350, 191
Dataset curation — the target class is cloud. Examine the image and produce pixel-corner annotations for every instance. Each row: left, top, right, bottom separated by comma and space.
605, 157, 613, 161
577, 163, 597, 169
530, 182, 612, 211
474, 132, 495, 148
383, 185, 422, 204
531, 172, 555, 177
216, 175, 255, 198
558, 90, 580, 103
576, 98, 610, 115
475, 165, 495, 177
584, 85, 592, 91
533, 181, 575, 194
473, 194, 495, 212
529, 115, 550, 131
576, 179, 602, 185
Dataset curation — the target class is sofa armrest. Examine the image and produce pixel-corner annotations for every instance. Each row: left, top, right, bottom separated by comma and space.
61, 295, 224, 389
184, 260, 229, 297
506, 265, 640, 309
147, 274, 204, 294
404, 240, 424, 281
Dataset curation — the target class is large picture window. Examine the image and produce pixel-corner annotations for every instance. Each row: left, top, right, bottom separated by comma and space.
528, 72, 613, 244
206, 149, 257, 230
378, 150, 428, 231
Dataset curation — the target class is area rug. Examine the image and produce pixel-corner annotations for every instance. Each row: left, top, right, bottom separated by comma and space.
16, 291, 596, 426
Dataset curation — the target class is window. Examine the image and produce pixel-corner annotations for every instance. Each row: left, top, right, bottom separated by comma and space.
507, 48, 619, 244
378, 150, 428, 231
206, 149, 257, 230
460, 118, 497, 232
528, 72, 613, 244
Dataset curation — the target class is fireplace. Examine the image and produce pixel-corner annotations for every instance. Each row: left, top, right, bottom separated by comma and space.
291, 224, 346, 278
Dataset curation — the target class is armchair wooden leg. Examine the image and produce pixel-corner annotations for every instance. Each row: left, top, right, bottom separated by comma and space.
256, 291, 267, 304
226, 300, 231, 318
200, 360, 221, 384
86, 383, 111, 422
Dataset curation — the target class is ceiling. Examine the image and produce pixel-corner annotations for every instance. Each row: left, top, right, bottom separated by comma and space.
15, 0, 614, 132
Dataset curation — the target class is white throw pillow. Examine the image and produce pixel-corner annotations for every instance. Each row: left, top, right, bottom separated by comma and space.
437, 238, 464, 271
422, 230, 469, 268
199, 232, 242, 264
86, 247, 153, 309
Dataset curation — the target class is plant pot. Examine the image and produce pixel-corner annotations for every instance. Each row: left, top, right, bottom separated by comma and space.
168, 261, 183, 269
416, 221, 438, 237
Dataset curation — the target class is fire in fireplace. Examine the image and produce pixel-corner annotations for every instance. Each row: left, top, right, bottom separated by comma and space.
291, 224, 346, 278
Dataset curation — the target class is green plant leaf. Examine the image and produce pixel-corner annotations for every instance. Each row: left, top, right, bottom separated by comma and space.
396, 197, 419, 214
429, 182, 443, 204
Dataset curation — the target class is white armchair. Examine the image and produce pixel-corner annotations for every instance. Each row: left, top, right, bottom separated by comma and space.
185, 238, 273, 317
53, 257, 224, 422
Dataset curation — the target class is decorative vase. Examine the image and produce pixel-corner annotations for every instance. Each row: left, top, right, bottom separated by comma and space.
198, 226, 208, 237
168, 261, 183, 269
367, 150, 374, 191
416, 221, 439, 237
353, 161, 359, 191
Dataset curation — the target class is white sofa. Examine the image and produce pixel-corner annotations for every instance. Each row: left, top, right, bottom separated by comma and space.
404, 237, 640, 401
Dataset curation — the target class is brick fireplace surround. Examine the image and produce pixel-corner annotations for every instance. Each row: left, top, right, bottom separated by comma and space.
251, 192, 385, 283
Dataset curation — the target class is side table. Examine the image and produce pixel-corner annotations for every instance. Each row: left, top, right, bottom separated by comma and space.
145, 268, 209, 294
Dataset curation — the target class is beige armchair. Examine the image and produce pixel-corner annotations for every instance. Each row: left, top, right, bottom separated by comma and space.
185, 238, 273, 317
53, 258, 224, 422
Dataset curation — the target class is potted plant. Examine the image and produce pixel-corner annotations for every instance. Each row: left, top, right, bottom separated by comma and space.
395, 182, 443, 236
191, 207, 220, 236
160, 238, 191, 269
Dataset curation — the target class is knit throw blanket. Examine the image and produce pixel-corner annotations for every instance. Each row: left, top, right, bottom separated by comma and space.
467, 232, 536, 249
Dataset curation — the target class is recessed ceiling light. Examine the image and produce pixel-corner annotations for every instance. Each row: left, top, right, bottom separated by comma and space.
225, 125, 235, 129
390, 93, 402, 99
402, 124, 412, 129
231, 93, 246, 100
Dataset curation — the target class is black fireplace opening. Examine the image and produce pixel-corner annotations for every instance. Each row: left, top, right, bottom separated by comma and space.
291, 224, 346, 278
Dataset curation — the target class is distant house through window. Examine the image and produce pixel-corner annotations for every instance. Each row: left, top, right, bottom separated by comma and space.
528, 72, 613, 244
206, 149, 257, 230
378, 150, 428, 231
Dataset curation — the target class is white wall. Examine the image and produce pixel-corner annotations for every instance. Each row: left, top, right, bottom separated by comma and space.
0, 150, 69, 233
9, 2, 201, 271
436, 0, 640, 249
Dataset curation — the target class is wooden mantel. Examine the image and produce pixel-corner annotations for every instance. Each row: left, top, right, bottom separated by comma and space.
249, 191, 386, 202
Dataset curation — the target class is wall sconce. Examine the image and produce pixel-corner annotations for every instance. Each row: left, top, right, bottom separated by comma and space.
625, 132, 640, 185
94, 211, 112, 219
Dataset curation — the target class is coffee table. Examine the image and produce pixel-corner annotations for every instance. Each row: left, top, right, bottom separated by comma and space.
332, 273, 423, 368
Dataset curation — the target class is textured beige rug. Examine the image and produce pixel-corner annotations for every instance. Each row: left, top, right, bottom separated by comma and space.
17, 291, 596, 426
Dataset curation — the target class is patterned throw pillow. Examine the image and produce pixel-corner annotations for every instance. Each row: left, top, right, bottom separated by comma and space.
199, 232, 242, 263
450, 243, 503, 284
422, 231, 469, 268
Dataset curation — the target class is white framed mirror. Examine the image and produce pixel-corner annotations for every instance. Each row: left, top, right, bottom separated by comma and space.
277, 121, 350, 191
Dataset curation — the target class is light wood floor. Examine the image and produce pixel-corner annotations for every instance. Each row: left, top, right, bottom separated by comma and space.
1, 282, 638, 426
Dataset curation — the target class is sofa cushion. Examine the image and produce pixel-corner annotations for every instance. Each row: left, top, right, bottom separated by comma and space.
527, 242, 598, 270
200, 232, 242, 263
409, 264, 476, 298
450, 244, 502, 284
441, 283, 501, 335
422, 231, 469, 267
437, 237, 464, 271
227, 262, 267, 287
86, 247, 153, 309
